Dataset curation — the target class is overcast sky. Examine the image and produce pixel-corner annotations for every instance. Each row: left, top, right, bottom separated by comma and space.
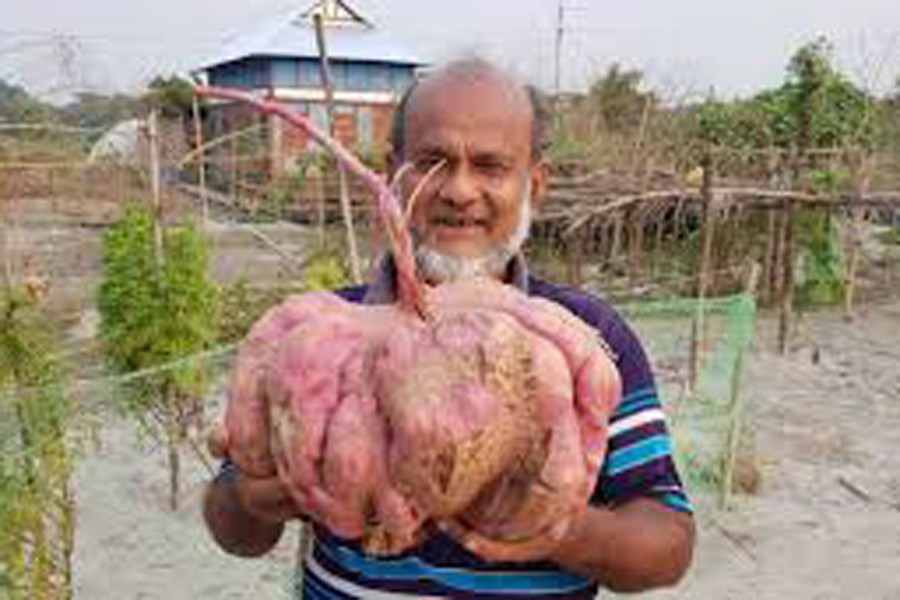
2, 0, 900, 102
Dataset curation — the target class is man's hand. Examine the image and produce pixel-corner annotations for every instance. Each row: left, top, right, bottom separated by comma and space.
442, 511, 578, 563
203, 467, 303, 558
234, 473, 305, 525
447, 499, 694, 593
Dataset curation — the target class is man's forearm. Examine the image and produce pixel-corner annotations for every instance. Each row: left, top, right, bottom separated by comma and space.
552, 499, 695, 592
203, 478, 285, 558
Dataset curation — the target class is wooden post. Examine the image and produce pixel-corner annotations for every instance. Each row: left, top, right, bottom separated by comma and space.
720, 263, 760, 509
698, 155, 716, 281
229, 128, 238, 205
778, 199, 796, 355
844, 152, 870, 319
627, 205, 644, 283
778, 144, 807, 355
192, 95, 209, 227
652, 203, 665, 276
309, 161, 327, 246
671, 197, 686, 245
610, 214, 624, 269
629, 159, 653, 282
690, 151, 716, 393
601, 220, 615, 273
772, 204, 788, 303
762, 209, 778, 305
314, 13, 362, 284
1, 209, 12, 291
147, 110, 164, 266
565, 231, 585, 287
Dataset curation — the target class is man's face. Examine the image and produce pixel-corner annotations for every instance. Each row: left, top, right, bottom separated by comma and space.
398, 75, 546, 272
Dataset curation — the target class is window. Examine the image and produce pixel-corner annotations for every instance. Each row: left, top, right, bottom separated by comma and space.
272, 59, 299, 87
369, 63, 390, 92
298, 60, 321, 88
357, 106, 373, 151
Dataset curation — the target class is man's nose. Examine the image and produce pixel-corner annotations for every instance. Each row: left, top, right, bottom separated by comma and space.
438, 164, 480, 208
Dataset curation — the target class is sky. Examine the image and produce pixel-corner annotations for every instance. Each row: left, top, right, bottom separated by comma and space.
1, 0, 900, 103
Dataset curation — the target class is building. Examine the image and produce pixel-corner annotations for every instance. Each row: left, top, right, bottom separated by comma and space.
195, 0, 424, 177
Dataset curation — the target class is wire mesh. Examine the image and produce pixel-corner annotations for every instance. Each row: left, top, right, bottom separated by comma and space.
621, 293, 757, 497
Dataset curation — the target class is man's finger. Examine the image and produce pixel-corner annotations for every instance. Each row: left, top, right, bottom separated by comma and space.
207, 425, 229, 458
439, 518, 569, 563
237, 476, 304, 524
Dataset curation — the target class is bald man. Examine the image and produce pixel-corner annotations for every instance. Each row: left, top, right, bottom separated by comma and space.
204, 59, 695, 599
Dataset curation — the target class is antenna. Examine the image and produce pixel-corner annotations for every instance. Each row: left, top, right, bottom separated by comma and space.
554, 1, 564, 98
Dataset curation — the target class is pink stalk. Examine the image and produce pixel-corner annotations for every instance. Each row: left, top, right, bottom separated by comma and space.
194, 86, 426, 317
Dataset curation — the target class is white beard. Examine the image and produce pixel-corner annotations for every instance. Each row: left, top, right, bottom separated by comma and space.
415, 182, 532, 284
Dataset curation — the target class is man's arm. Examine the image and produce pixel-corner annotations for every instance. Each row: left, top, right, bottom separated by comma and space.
535, 285, 696, 590
203, 467, 300, 558
551, 498, 695, 592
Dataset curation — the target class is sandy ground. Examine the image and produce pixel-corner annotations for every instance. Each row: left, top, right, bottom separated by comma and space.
628, 300, 900, 600
6, 200, 899, 598
71, 397, 304, 600
68, 300, 900, 600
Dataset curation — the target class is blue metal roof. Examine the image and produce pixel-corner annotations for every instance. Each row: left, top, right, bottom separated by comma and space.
197, 6, 425, 70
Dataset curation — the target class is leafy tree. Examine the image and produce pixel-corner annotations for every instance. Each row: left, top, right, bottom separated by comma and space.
59, 92, 141, 132
142, 75, 197, 120
578, 64, 657, 133
872, 78, 900, 156
98, 207, 218, 510
698, 38, 872, 151
0, 79, 54, 124
696, 38, 869, 307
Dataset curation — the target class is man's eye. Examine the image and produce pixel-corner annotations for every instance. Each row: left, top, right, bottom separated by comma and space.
415, 155, 445, 171
475, 160, 509, 176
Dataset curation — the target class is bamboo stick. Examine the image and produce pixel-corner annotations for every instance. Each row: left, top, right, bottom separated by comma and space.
777, 200, 796, 355
147, 110, 164, 267
762, 210, 778, 305
194, 85, 426, 316
844, 153, 871, 319
192, 95, 209, 227
690, 151, 716, 393
720, 263, 760, 509
314, 13, 362, 285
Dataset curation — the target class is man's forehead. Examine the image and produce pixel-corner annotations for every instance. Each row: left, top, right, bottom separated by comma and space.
405, 68, 533, 153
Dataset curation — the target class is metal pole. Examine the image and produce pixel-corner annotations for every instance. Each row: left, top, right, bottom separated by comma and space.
554, 1, 564, 98
314, 12, 363, 284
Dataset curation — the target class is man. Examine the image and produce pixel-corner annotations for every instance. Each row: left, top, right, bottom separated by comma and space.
204, 59, 695, 598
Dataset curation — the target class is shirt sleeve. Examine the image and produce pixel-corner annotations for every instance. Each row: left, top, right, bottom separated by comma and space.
563, 291, 693, 514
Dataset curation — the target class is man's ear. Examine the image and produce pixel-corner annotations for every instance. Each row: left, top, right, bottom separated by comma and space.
528, 160, 550, 210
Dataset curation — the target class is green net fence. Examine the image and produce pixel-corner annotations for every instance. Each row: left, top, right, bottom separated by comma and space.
0, 292, 756, 598
620, 293, 758, 502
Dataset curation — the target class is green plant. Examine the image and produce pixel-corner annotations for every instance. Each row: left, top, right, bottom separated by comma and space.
216, 279, 305, 344
876, 227, 900, 246
304, 251, 351, 292
796, 209, 846, 307
97, 206, 218, 510
0, 286, 75, 599
697, 38, 873, 154
808, 168, 851, 194
142, 75, 197, 120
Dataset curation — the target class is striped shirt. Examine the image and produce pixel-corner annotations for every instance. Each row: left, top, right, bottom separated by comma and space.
291, 258, 691, 599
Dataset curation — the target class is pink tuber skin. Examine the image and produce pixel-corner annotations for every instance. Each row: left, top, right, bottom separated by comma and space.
198, 86, 622, 557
